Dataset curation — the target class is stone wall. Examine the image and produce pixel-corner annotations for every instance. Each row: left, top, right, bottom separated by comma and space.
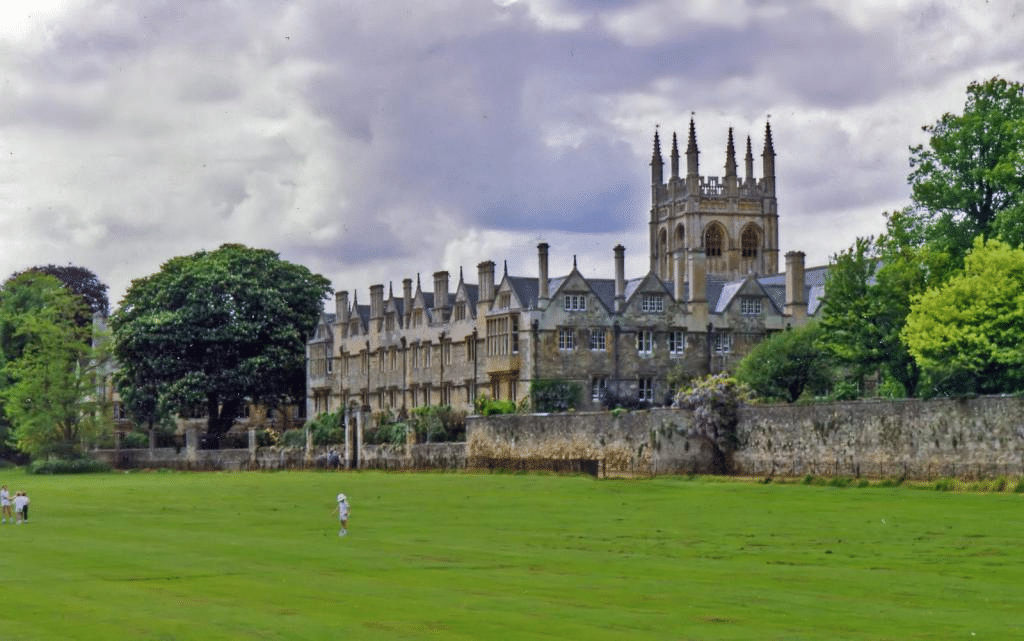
467, 396, 1024, 480
361, 443, 466, 470
467, 409, 713, 475
94, 397, 1024, 479
735, 396, 1024, 480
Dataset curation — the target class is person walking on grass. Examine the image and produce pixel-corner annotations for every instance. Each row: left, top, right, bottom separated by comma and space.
337, 493, 350, 537
14, 491, 29, 524
1, 485, 11, 523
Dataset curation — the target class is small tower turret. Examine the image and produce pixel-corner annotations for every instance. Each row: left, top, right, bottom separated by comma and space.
744, 135, 754, 186
650, 128, 664, 187
762, 120, 776, 195
670, 131, 680, 181
724, 127, 737, 195
685, 117, 699, 193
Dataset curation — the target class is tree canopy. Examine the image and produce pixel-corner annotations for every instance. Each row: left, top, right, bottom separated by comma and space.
7, 264, 109, 324
902, 238, 1024, 395
0, 272, 112, 458
908, 76, 1024, 260
735, 322, 829, 403
110, 244, 332, 436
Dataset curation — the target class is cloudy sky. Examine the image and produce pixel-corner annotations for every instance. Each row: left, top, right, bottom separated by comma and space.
1, 0, 1022, 309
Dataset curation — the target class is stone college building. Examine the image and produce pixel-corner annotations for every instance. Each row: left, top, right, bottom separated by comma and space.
307, 120, 825, 418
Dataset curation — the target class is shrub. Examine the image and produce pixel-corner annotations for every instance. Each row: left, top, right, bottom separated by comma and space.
933, 478, 957, 492
408, 405, 466, 442
121, 431, 149, 449
306, 410, 345, 445
281, 429, 306, 448
256, 428, 280, 447
828, 381, 860, 401
529, 379, 582, 413
600, 389, 652, 411
674, 374, 747, 473
30, 457, 111, 474
473, 395, 517, 416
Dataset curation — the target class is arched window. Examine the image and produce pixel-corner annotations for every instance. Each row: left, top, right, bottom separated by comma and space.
704, 225, 723, 257
741, 226, 759, 258
675, 224, 685, 246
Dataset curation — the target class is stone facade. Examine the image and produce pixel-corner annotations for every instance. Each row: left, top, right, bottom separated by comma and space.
308, 121, 824, 420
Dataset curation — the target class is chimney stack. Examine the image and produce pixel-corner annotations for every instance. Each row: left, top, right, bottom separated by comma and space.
785, 251, 807, 320
336, 290, 349, 337
614, 245, 626, 313
687, 249, 708, 318
433, 271, 450, 322
674, 250, 686, 302
477, 260, 495, 304
402, 278, 413, 327
538, 243, 550, 303
369, 284, 384, 333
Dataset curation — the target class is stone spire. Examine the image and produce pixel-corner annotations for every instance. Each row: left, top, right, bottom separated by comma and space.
650, 127, 664, 186
685, 117, 699, 178
744, 135, 754, 185
762, 120, 776, 195
724, 127, 737, 194
670, 131, 680, 180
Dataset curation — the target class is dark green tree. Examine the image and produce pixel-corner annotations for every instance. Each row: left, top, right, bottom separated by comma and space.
908, 76, 1024, 261
7, 264, 109, 326
735, 322, 829, 403
110, 244, 331, 438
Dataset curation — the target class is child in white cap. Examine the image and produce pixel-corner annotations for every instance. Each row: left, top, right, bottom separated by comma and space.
337, 493, 350, 537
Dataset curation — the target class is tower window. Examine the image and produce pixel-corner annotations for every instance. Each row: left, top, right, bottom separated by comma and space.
705, 226, 723, 257
742, 227, 759, 258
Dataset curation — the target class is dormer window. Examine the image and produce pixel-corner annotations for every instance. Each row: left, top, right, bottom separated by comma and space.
740, 297, 762, 316
564, 294, 586, 311
641, 294, 664, 313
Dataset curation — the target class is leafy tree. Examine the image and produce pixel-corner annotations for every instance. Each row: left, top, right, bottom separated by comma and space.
735, 322, 830, 403
908, 76, 1024, 261
817, 237, 890, 393
7, 264, 109, 326
673, 373, 746, 474
0, 273, 112, 458
110, 244, 331, 437
902, 238, 1024, 395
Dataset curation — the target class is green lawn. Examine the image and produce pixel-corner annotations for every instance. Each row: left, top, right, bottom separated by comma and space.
1, 471, 1022, 640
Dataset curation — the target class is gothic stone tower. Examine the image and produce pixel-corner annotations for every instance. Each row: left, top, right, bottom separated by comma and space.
649, 119, 779, 281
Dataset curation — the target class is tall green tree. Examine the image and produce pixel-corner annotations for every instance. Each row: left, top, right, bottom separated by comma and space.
0, 273, 112, 458
110, 244, 331, 437
902, 238, 1024, 395
908, 76, 1024, 260
735, 322, 829, 403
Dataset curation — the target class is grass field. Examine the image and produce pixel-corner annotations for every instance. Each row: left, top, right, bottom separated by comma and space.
1, 470, 1022, 640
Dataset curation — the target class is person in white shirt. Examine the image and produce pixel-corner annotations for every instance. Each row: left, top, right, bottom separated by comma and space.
0, 485, 11, 524
337, 493, 350, 537
13, 491, 29, 524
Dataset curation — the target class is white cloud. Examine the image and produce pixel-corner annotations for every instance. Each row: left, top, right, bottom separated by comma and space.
0, 0, 1019, 308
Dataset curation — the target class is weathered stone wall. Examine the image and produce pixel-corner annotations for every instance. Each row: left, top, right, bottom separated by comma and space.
95, 397, 1024, 479
467, 409, 713, 475
467, 397, 1024, 480
361, 443, 466, 470
735, 397, 1024, 480
93, 441, 466, 471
